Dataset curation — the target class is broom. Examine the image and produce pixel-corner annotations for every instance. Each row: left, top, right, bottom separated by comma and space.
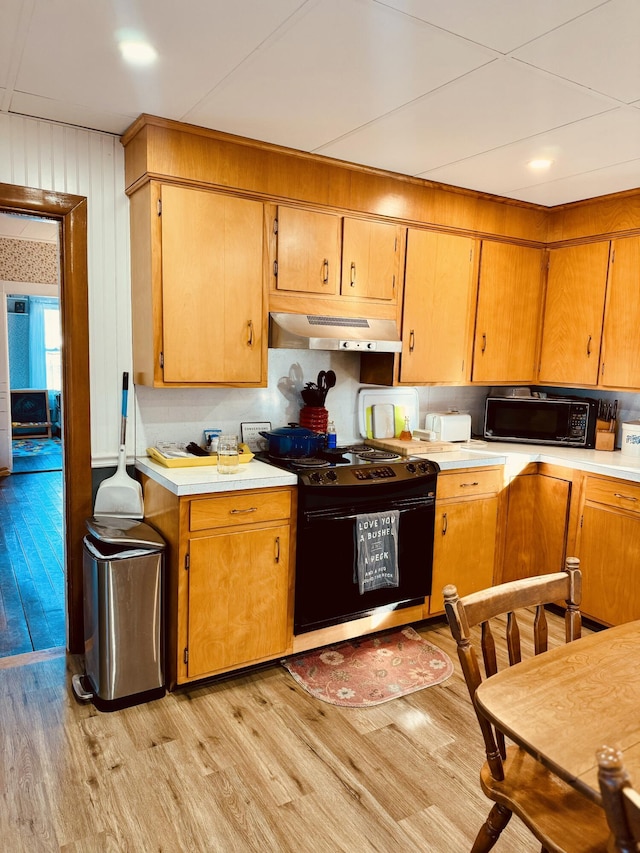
93, 372, 144, 519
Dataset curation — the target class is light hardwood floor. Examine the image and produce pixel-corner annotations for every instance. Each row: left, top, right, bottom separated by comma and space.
0, 612, 589, 852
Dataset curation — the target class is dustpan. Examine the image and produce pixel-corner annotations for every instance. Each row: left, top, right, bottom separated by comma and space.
94, 372, 144, 519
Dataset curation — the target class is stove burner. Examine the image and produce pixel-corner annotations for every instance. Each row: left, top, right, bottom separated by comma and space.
355, 449, 401, 462
346, 444, 371, 453
288, 456, 330, 468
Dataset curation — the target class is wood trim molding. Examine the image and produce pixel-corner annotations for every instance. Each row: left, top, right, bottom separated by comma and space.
0, 182, 92, 654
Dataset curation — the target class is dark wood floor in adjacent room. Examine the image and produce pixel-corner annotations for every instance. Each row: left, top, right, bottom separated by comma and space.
0, 470, 65, 656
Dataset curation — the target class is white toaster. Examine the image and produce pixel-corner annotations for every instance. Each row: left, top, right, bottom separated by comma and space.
424, 412, 472, 442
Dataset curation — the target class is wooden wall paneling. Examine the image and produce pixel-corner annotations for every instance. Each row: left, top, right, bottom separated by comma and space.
122, 116, 549, 243
548, 190, 640, 244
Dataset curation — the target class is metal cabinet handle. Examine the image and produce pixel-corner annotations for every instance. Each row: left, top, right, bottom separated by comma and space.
230, 507, 258, 514
275, 536, 281, 563
350, 261, 356, 287
322, 258, 329, 284
409, 330, 415, 353
614, 493, 638, 502
481, 334, 487, 354
247, 321, 254, 347
587, 335, 592, 357
461, 482, 479, 488
442, 512, 448, 535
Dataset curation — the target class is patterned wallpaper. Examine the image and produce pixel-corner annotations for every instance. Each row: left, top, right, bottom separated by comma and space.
0, 238, 58, 284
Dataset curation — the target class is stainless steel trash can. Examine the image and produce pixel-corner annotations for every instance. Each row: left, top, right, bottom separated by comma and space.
72, 516, 166, 711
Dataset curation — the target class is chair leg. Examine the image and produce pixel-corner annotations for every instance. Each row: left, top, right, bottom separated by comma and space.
471, 804, 512, 853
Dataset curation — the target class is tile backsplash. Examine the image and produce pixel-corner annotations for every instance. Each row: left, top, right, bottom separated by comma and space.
133, 350, 489, 455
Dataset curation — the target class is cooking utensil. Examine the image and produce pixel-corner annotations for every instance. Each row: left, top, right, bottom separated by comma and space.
259, 425, 325, 458
94, 372, 144, 519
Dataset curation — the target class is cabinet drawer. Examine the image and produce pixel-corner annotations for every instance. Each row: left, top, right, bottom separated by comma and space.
436, 467, 502, 500
190, 490, 292, 531
584, 477, 640, 515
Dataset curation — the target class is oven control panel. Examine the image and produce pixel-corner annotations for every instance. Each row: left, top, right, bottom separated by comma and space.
300, 458, 438, 487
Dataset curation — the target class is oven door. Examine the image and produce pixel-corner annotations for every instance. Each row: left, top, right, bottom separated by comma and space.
294, 495, 435, 634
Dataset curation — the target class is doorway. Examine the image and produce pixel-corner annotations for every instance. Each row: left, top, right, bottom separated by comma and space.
0, 230, 64, 655
0, 182, 92, 655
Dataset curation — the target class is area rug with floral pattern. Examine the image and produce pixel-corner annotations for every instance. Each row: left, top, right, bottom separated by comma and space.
282, 626, 454, 707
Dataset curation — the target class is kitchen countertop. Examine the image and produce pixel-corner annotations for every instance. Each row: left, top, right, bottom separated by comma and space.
135, 456, 298, 496
136, 441, 640, 496
458, 441, 640, 484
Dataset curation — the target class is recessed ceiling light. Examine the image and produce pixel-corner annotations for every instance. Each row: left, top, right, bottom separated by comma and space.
528, 158, 554, 171
118, 39, 157, 66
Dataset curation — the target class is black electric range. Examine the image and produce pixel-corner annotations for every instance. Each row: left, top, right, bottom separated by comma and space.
257, 445, 440, 634
255, 444, 438, 489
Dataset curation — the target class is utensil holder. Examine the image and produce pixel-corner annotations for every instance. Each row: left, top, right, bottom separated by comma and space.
595, 418, 616, 451
299, 406, 328, 434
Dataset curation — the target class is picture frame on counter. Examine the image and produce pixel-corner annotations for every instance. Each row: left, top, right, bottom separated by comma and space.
241, 421, 271, 452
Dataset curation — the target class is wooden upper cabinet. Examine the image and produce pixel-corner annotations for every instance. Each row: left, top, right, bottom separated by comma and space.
274, 206, 340, 295
130, 182, 267, 387
400, 229, 476, 384
274, 206, 400, 306
341, 218, 400, 301
600, 236, 640, 389
472, 242, 545, 384
538, 242, 610, 387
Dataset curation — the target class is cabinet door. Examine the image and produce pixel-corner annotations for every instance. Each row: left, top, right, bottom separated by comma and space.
600, 236, 640, 388
400, 230, 476, 384
275, 206, 340, 294
341, 218, 399, 301
187, 524, 290, 677
578, 505, 640, 626
472, 242, 544, 383
161, 185, 265, 384
538, 242, 610, 386
500, 473, 570, 583
429, 496, 498, 614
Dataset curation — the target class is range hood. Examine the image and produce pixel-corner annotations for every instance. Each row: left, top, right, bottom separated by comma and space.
269, 313, 402, 353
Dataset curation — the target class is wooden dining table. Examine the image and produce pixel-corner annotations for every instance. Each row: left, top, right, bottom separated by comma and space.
474, 619, 640, 805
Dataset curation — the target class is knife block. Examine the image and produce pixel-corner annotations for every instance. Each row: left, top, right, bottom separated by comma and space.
595, 418, 616, 451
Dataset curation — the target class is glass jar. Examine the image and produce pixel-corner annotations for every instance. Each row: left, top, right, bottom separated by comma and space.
217, 434, 240, 474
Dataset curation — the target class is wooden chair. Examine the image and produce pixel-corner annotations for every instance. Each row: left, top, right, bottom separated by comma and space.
443, 557, 611, 853
598, 745, 640, 852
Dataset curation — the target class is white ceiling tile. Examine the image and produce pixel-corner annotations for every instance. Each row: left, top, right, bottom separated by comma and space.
0, 211, 58, 241
186, 0, 495, 150
506, 158, 640, 206
0, 1, 24, 87
14, 0, 306, 120
317, 58, 613, 175
376, 0, 606, 53
514, 0, 640, 103
2, 0, 640, 205
419, 108, 640, 197
10, 91, 135, 136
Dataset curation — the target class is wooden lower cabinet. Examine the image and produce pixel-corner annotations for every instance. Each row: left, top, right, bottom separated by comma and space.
141, 477, 296, 688
576, 476, 640, 626
187, 524, 290, 678
428, 467, 501, 615
500, 467, 572, 583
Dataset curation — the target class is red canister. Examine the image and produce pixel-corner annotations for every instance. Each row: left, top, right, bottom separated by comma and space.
299, 406, 329, 434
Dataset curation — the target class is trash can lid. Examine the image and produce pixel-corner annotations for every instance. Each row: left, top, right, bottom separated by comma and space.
86, 516, 165, 548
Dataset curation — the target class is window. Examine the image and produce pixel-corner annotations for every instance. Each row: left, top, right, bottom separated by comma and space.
44, 305, 61, 391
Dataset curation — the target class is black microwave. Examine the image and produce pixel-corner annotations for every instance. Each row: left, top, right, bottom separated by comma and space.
483, 396, 598, 448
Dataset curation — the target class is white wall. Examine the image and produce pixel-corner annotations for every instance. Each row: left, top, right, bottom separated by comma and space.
0, 113, 131, 465
133, 349, 489, 454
